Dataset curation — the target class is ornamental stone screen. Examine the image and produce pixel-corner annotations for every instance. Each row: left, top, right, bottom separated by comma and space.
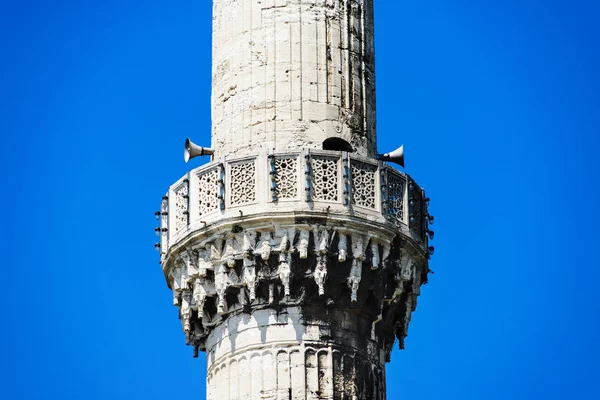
156, 1, 434, 399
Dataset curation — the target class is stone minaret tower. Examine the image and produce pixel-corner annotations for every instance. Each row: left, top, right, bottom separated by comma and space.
156, 1, 433, 399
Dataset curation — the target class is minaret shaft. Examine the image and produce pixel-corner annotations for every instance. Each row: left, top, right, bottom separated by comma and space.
206, 307, 386, 400
211, 0, 376, 158
158, 2, 433, 399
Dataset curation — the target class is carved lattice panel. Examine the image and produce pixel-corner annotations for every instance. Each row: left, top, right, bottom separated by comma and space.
351, 161, 377, 208
409, 180, 423, 238
312, 156, 339, 202
230, 161, 257, 205
386, 171, 406, 222
174, 183, 189, 232
274, 157, 298, 199
197, 168, 220, 216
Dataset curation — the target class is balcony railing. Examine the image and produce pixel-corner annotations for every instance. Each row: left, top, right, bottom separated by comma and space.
158, 150, 428, 257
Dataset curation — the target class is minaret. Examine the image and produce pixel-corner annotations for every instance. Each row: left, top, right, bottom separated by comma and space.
156, 1, 434, 399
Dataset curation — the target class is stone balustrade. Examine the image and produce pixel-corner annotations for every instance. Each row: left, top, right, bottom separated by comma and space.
158, 150, 429, 259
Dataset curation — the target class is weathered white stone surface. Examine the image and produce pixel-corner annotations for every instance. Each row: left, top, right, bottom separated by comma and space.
158, 1, 435, 399
161, 150, 429, 252
211, 0, 377, 158
162, 209, 428, 399
205, 308, 386, 400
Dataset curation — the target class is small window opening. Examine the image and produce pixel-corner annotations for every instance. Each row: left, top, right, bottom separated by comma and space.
323, 137, 353, 152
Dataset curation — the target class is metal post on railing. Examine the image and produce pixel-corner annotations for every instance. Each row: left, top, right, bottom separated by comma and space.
217, 159, 225, 211
268, 151, 277, 202
379, 161, 388, 217
183, 174, 190, 228
159, 194, 169, 259
304, 149, 312, 202
342, 152, 352, 207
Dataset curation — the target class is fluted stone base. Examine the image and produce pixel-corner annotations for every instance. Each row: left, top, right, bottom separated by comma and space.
206, 307, 385, 400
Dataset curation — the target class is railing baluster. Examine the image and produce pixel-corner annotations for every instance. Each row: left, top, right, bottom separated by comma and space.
379, 161, 388, 216
268, 151, 277, 202
217, 160, 225, 211
342, 152, 351, 207
304, 150, 312, 202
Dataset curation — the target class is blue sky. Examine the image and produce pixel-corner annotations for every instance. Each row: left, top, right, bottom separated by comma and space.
1, 1, 599, 399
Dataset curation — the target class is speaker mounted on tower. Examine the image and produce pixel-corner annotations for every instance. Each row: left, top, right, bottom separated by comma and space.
184, 138, 214, 163
376, 145, 404, 168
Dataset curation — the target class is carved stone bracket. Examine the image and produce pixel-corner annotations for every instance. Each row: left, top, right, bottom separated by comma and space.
163, 223, 428, 359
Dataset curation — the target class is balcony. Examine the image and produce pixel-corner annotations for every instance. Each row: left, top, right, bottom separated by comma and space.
158, 150, 429, 260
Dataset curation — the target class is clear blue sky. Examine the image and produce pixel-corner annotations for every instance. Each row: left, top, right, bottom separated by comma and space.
1, 1, 599, 399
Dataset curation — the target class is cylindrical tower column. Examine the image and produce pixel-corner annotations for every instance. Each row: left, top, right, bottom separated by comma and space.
157, 1, 434, 399
211, 0, 376, 158
206, 307, 386, 400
